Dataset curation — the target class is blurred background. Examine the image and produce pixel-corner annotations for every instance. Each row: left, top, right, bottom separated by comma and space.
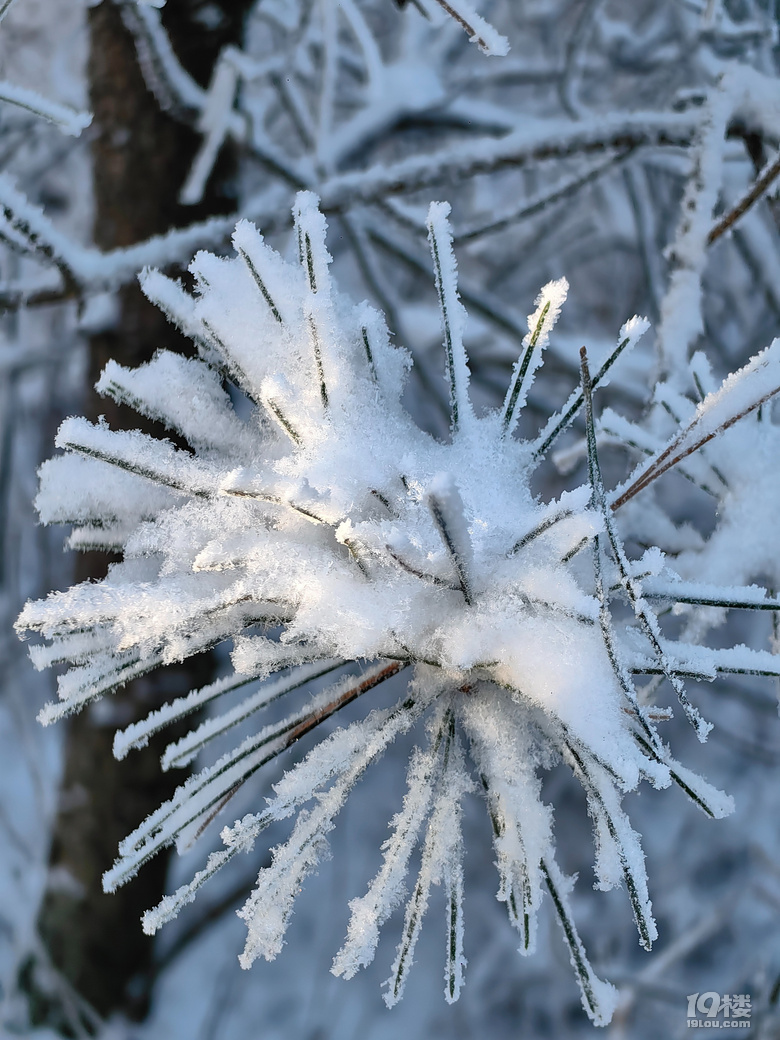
2, 0, 780, 1036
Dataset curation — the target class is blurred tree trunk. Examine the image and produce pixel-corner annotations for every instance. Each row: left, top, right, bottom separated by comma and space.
26, 2, 252, 1033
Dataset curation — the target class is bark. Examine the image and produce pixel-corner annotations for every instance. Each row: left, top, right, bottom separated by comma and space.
25, 2, 252, 1032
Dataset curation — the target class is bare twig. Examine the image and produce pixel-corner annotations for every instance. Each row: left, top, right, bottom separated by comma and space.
611, 387, 780, 510
456, 149, 633, 243
708, 148, 780, 245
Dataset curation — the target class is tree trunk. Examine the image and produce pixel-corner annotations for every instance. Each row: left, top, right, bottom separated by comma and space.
25, 3, 252, 1033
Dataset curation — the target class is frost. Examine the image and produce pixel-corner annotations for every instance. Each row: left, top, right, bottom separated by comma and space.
658, 65, 780, 378
0, 80, 91, 135
18, 194, 780, 1026
421, 0, 510, 57
502, 277, 568, 436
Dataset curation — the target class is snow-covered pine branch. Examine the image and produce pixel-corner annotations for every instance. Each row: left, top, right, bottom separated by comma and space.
19, 192, 780, 1025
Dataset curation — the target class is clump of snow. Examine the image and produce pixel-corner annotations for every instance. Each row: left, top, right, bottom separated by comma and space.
19, 193, 773, 1026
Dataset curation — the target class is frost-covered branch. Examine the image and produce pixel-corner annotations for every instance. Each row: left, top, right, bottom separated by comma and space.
17, 196, 770, 1026
0, 82, 91, 137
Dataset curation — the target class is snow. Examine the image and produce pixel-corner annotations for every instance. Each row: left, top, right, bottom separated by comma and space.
18, 189, 780, 1024
0, 80, 90, 135
422, 0, 510, 57
10, 4, 780, 1028
0, 174, 239, 291
179, 56, 239, 206
427, 202, 474, 435
501, 277, 568, 435
332, 702, 451, 982
318, 110, 699, 213
612, 337, 780, 509
382, 712, 472, 1007
657, 64, 780, 378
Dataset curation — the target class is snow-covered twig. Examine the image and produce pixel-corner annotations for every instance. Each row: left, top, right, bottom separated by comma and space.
0, 82, 91, 136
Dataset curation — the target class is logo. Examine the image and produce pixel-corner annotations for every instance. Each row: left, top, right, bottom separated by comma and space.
687, 993, 752, 1029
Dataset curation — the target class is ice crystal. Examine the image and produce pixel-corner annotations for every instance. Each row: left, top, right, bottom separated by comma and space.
19, 192, 780, 1026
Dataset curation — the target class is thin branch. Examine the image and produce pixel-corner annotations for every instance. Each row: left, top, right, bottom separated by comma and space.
428, 0, 509, 56
533, 329, 639, 458
384, 543, 460, 591
455, 149, 633, 243
149, 868, 263, 981
0, 0, 19, 23
105, 661, 407, 890
560, 738, 654, 950
318, 112, 697, 212
541, 857, 615, 1026
580, 347, 710, 740
0, 282, 79, 311
708, 148, 780, 245
508, 508, 575, 556
611, 383, 780, 511
427, 202, 471, 433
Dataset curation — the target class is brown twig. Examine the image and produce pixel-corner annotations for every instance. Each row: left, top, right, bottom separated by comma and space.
189, 660, 406, 842
708, 149, 780, 245
456, 149, 633, 243
611, 384, 780, 511
432, 0, 494, 51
